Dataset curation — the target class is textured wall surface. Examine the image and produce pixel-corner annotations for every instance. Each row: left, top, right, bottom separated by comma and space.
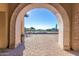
0, 4, 8, 48
72, 4, 79, 50
9, 3, 70, 50
0, 12, 8, 48
0, 3, 79, 51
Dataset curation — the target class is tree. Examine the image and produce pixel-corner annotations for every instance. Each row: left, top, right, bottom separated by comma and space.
24, 14, 29, 17
30, 27, 36, 31
46, 29, 52, 31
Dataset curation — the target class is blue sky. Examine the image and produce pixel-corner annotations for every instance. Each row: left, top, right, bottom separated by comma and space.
24, 8, 58, 30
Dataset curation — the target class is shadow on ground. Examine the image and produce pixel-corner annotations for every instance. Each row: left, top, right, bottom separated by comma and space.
0, 42, 25, 56
65, 50, 79, 56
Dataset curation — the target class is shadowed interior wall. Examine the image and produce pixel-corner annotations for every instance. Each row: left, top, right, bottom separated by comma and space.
72, 4, 79, 50
0, 4, 8, 48
0, 12, 8, 48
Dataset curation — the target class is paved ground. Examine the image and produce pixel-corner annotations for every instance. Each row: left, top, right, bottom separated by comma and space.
0, 34, 79, 56
0, 42, 25, 56
23, 34, 79, 56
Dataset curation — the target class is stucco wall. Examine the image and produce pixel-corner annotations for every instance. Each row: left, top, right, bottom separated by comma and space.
1, 3, 79, 50
0, 4, 8, 48
60, 4, 72, 50
15, 15, 21, 47
0, 3, 72, 49
72, 4, 79, 50
8, 3, 71, 50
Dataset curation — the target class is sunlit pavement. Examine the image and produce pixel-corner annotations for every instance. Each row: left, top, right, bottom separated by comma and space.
23, 34, 79, 56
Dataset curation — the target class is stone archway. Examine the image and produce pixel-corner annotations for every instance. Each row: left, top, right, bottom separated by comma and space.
10, 3, 70, 50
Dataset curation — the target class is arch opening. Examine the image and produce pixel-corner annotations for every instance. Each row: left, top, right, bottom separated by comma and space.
10, 4, 70, 50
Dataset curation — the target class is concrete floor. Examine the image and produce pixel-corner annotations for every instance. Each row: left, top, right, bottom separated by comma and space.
23, 34, 79, 56
0, 34, 79, 56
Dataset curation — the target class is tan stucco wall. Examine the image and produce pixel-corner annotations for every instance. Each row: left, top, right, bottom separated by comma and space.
15, 15, 21, 47
0, 3, 79, 50
0, 4, 8, 11
72, 4, 79, 50
0, 3, 72, 49
8, 4, 19, 20
9, 3, 70, 50
0, 4, 8, 48
60, 4, 72, 50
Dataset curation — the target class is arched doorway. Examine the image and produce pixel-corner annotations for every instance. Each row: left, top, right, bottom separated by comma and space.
10, 3, 70, 50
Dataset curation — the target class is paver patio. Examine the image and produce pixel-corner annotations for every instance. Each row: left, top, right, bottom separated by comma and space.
0, 34, 79, 56
23, 34, 79, 56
